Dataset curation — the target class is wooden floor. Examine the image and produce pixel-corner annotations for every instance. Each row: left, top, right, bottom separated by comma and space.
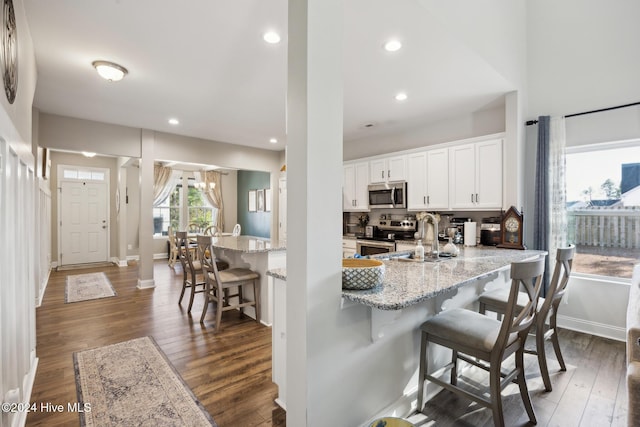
27, 260, 284, 427
408, 328, 628, 427
27, 261, 627, 426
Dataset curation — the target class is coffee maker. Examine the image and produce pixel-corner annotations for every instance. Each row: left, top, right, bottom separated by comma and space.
448, 217, 471, 244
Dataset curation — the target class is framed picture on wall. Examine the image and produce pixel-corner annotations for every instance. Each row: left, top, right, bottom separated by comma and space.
248, 190, 257, 212
265, 188, 272, 212
257, 189, 265, 212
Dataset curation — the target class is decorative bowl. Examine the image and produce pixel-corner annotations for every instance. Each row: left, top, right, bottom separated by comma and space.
342, 259, 385, 290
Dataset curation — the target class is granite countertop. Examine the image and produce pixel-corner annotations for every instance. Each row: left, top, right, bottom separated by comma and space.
342, 247, 546, 310
266, 268, 287, 280
266, 246, 545, 311
211, 235, 286, 253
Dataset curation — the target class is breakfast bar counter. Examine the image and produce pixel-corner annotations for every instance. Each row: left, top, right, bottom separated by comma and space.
342, 247, 546, 310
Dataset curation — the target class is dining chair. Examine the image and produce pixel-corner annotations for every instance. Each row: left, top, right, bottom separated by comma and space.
232, 223, 241, 236
479, 245, 575, 391
167, 226, 179, 268
416, 256, 546, 427
176, 231, 206, 313
203, 225, 217, 236
196, 235, 260, 331
187, 222, 200, 234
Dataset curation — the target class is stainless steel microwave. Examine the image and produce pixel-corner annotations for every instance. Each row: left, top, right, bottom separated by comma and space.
368, 182, 407, 209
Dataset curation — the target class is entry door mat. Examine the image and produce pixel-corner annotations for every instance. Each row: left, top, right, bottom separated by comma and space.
73, 336, 217, 427
65, 272, 116, 303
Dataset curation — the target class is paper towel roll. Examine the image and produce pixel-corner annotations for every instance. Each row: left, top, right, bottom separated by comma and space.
464, 221, 476, 246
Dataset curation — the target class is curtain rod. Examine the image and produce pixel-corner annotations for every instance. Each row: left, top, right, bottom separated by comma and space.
525, 101, 640, 126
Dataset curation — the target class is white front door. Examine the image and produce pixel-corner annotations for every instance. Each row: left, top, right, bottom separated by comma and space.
60, 180, 109, 265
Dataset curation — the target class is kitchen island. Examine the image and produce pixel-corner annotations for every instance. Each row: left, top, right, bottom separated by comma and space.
267, 246, 545, 422
210, 235, 286, 326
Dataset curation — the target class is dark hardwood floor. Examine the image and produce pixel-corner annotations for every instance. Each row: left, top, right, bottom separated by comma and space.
27, 260, 627, 426
27, 260, 284, 427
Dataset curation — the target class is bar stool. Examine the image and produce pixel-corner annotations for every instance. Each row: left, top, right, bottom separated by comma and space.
479, 245, 575, 391
416, 256, 546, 427
176, 231, 206, 313
196, 235, 260, 331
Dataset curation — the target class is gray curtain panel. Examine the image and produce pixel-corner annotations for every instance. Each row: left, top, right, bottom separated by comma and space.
534, 115, 551, 294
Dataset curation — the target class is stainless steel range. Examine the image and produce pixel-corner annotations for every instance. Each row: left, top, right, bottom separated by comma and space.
356, 219, 417, 256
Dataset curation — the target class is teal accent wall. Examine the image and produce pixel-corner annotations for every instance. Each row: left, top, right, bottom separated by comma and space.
237, 170, 271, 238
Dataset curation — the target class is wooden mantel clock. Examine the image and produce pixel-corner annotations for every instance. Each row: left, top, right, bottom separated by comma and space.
497, 206, 526, 250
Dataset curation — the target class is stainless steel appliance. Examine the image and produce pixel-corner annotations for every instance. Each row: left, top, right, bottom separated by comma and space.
480, 216, 501, 246
364, 225, 376, 238
449, 217, 471, 244
356, 218, 417, 256
367, 182, 407, 209
356, 239, 396, 256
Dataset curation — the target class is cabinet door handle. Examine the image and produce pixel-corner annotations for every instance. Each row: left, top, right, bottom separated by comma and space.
381, 171, 384, 179
423, 196, 426, 204
388, 170, 390, 179
427, 196, 430, 204
475, 193, 479, 203
471, 194, 474, 203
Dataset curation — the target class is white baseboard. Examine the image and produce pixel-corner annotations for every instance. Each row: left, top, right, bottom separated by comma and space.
12, 355, 38, 427
557, 314, 626, 342
37, 269, 51, 308
137, 278, 155, 289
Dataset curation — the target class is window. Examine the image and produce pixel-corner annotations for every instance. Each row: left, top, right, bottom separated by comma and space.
565, 142, 640, 279
153, 186, 181, 236
187, 181, 217, 231
152, 175, 217, 236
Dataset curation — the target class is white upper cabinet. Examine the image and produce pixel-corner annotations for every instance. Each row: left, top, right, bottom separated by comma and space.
407, 149, 449, 211
343, 161, 370, 212
426, 148, 449, 209
449, 139, 503, 209
369, 155, 406, 184
407, 152, 428, 210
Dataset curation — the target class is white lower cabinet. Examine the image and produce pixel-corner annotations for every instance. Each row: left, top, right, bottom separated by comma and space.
342, 238, 357, 258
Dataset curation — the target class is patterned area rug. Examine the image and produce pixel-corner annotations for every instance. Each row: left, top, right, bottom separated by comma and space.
73, 336, 217, 427
65, 272, 116, 303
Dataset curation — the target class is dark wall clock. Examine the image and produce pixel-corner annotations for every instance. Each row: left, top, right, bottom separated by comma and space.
1, 0, 17, 104
497, 206, 526, 250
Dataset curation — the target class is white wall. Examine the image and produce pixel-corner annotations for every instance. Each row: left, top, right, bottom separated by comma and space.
526, 0, 640, 120
0, 1, 39, 426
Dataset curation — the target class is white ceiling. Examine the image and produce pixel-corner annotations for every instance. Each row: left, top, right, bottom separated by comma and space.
23, 0, 514, 152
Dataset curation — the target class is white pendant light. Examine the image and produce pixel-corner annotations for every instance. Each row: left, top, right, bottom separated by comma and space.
92, 60, 128, 82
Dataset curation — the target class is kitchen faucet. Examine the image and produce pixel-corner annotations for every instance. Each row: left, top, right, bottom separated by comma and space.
420, 213, 439, 259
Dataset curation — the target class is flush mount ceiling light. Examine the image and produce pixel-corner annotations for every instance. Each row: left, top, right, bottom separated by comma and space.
263, 31, 281, 44
384, 40, 402, 52
269, 138, 278, 144
92, 60, 128, 82
395, 92, 408, 101
168, 118, 180, 125
82, 151, 96, 158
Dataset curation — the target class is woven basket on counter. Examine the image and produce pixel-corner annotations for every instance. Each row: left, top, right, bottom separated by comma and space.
342, 258, 385, 290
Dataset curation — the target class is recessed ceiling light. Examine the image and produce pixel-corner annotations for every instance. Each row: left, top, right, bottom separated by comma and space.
384, 40, 402, 52
395, 92, 408, 101
263, 31, 281, 44
168, 118, 180, 125
269, 138, 278, 144
92, 60, 128, 82
82, 151, 96, 158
